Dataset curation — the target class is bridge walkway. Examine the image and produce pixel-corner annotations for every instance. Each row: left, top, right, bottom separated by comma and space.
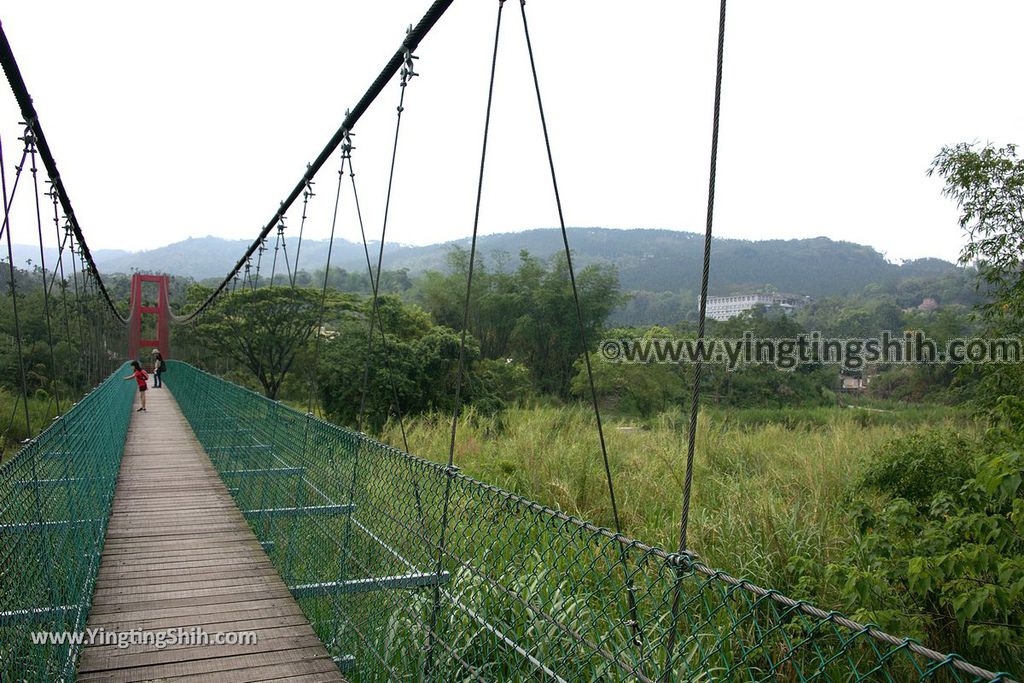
76, 388, 345, 683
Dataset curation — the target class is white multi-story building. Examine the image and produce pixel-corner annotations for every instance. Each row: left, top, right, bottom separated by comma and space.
705, 293, 806, 321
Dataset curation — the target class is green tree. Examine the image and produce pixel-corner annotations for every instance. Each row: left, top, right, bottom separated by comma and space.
572, 326, 687, 417
318, 295, 485, 432
931, 142, 1024, 405
931, 143, 1024, 326
414, 248, 622, 397
191, 287, 339, 398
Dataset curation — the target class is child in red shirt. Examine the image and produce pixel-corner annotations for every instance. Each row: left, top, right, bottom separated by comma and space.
124, 360, 149, 412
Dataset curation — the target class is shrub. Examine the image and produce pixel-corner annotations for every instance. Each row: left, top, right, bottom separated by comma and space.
830, 409, 1024, 675
859, 430, 976, 505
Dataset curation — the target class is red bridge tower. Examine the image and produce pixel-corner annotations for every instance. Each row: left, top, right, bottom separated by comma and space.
128, 273, 171, 362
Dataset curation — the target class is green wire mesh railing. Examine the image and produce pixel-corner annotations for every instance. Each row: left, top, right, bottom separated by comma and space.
0, 363, 134, 681
165, 360, 1010, 682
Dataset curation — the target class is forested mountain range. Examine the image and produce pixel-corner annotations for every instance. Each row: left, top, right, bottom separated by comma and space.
11, 228, 966, 297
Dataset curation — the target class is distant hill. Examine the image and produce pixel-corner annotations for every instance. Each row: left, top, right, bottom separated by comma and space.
10, 227, 964, 300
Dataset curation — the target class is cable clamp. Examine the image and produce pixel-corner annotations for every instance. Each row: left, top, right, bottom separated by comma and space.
400, 44, 419, 86
20, 124, 36, 151
303, 167, 316, 199
341, 131, 355, 159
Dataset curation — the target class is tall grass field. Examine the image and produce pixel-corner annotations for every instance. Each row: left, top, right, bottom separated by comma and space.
381, 403, 976, 607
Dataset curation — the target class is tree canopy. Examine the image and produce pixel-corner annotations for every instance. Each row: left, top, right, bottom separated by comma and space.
190, 287, 349, 399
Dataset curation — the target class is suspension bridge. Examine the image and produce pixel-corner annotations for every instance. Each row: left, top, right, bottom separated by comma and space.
0, 2, 1015, 681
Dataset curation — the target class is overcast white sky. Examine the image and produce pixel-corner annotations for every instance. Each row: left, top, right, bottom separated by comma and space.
1, 1, 1021, 264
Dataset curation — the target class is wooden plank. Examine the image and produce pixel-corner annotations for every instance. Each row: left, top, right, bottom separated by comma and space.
86, 611, 311, 637
87, 591, 294, 615
97, 558, 275, 580
86, 597, 305, 627
77, 645, 335, 682
96, 548, 267, 567
78, 388, 344, 682
78, 631, 326, 671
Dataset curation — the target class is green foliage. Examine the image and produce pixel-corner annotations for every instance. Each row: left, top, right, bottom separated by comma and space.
931, 142, 1024, 327
859, 430, 976, 505
0, 387, 62, 459
190, 286, 340, 398
317, 295, 488, 431
572, 326, 687, 417
572, 349, 687, 417
826, 404, 1024, 674
413, 248, 621, 397
931, 142, 1024, 411
0, 261, 123, 422
307, 266, 413, 295
704, 307, 838, 408
473, 358, 536, 407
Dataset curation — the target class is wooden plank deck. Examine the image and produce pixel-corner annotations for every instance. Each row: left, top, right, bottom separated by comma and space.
77, 387, 345, 683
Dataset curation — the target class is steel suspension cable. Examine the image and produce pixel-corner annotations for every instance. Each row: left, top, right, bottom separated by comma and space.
425, 2, 506, 678
45, 187, 75, 393
253, 238, 267, 290
290, 178, 314, 287
517, 0, 646, 663
269, 221, 284, 285
44, 190, 71, 304
354, 49, 417, 449
678, 0, 727, 558
0, 23, 127, 324
179, 0, 456, 323
0, 134, 32, 439
27, 129, 62, 413
347, 144, 431, 565
79, 249, 101, 383
0, 134, 34, 443
0, 140, 27, 245
279, 227, 294, 285
350, 154, 410, 452
662, 2, 728, 678
306, 150, 349, 415
67, 234, 88, 383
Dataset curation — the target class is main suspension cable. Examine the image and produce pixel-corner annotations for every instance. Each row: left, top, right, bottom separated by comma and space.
178, 0, 457, 323
0, 23, 127, 324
